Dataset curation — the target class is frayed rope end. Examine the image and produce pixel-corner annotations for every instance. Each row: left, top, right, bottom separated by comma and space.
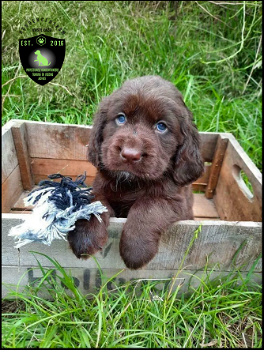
8, 173, 108, 248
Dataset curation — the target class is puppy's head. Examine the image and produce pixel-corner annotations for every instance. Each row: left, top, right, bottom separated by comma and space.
35, 50, 40, 55
88, 76, 204, 185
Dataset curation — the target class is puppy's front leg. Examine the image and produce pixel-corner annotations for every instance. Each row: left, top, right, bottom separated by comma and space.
119, 197, 183, 269
68, 197, 114, 259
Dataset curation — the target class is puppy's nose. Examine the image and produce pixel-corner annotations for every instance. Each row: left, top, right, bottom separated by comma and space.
121, 147, 141, 163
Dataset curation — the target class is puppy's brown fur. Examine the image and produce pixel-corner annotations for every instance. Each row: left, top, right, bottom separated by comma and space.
68, 76, 204, 269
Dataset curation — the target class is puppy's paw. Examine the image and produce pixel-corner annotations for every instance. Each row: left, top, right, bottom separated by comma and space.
119, 235, 159, 270
68, 218, 108, 259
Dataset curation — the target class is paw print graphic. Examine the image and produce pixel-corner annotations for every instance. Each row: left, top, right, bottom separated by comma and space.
36, 35, 46, 46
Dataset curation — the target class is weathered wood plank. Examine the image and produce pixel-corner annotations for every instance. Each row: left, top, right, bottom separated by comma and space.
2, 166, 24, 213
199, 132, 218, 162
192, 183, 206, 192
2, 215, 261, 272
2, 121, 18, 184
2, 266, 261, 298
214, 134, 262, 221
33, 174, 95, 187
31, 158, 97, 184
205, 135, 228, 199
25, 121, 92, 160
11, 121, 34, 190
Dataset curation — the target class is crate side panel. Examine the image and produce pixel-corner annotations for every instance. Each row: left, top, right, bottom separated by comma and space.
205, 135, 229, 198
214, 136, 262, 221
150, 221, 262, 271
2, 126, 19, 184
31, 158, 97, 185
2, 166, 24, 213
11, 121, 34, 190
2, 265, 261, 298
3, 216, 261, 272
26, 122, 92, 160
199, 132, 218, 162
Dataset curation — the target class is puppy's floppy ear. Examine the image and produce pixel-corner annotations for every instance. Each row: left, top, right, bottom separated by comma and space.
88, 96, 110, 167
173, 106, 204, 186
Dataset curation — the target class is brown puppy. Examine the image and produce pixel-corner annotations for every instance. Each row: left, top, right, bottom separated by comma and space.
68, 76, 204, 269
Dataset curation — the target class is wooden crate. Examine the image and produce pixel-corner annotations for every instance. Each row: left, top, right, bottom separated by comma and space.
2, 119, 262, 297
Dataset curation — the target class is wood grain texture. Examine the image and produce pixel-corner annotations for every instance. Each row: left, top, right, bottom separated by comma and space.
2, 265, 261, 298
2, 214, 261, 272
199, 132, 218, 161
205, 135, 228, 199
2, 166, 24, 213
11, 121, 34, 190
214, 134, 262, 221
2, 121, 18, 184
192, 183, 207, 192
25, 121, 92, 160
31, 158, 97, 185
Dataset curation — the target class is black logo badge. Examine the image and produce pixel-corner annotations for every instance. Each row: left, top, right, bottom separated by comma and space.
19, 34, 65, 86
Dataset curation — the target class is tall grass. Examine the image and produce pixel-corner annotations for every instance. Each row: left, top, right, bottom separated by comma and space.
2, 251, 262, 348
2, 1, 262, 170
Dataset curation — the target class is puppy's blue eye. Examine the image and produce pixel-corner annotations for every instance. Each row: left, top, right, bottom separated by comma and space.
116, 114, 127, 125
156, 122, 167, 133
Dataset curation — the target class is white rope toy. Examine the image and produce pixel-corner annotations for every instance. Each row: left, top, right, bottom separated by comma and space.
8, 173, 108, 248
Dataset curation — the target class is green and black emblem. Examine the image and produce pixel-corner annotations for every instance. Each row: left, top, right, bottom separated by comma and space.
19, 34, 65, 86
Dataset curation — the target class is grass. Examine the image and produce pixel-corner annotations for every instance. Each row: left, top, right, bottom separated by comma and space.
2, 1, 262, 170
2, 251, 262, 348
2, 1, 262, 348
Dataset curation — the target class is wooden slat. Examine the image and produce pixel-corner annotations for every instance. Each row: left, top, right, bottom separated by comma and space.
2, 265, 261, 298
34, 174, 95, 187
214, 134, 262, 221
199, 132, 218, 162
192, 183, 206, 192
11, 121, 34, 190
2, 165, 24, 213
31, 158, 97, 184
2, 121, 18, 184
2, 214, 261, 272
25, 121, 92, 160
205, 135, 228, 199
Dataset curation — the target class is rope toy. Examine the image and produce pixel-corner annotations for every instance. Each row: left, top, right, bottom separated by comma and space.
8, 173, 108, 248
